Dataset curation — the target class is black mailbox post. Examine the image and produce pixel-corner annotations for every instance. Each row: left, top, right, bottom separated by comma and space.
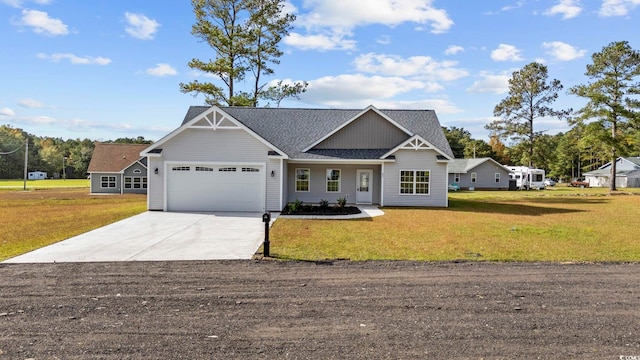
262, 212, 271, 257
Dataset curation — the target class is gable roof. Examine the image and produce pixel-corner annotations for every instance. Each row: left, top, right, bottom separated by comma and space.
88, 143, 150, 173
448, 158, 509, 174
180, 106, 454, 160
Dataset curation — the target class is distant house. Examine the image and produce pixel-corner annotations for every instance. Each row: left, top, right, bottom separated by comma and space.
87, 143, 150, 194
584, 157, 640, 188
28, 171, 47, 180
448, 158, 511, 190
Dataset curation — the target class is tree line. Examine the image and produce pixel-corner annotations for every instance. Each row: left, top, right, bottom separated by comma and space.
0, 125, 151, 179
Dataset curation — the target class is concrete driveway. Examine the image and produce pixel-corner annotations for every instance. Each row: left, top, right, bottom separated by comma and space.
4, 211, 273, 263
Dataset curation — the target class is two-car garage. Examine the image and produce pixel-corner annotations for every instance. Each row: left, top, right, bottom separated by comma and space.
166, 163, 265, 212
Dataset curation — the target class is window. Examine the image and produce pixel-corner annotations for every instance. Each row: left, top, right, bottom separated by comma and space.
196, 166, 214, 172
295, 168, 310, 192
101, 176, 116, 188
133, 169, 142, 174
326, 169, 341, 192
454, 173, 460, 183
242, 167, 260, 172
172, 166, 190, 171
218, 167, 237, 172
400, 170, 430, 195
124, 176, 147, 189
471, 172, 477, 183
495, 173, 501, 183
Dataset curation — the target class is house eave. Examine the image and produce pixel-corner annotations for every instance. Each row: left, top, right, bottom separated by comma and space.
287, 158, 396, 164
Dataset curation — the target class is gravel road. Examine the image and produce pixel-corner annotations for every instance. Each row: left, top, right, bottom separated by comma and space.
1, 260, 639, 359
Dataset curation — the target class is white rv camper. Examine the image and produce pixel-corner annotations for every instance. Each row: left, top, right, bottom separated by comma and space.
507, 166, 546, 190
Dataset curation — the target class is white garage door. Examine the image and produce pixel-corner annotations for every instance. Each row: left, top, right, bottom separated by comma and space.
167, 164, 265, 212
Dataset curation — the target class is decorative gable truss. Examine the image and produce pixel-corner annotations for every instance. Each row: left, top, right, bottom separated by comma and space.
381, 135, 453, 161
188, 107, 241, 130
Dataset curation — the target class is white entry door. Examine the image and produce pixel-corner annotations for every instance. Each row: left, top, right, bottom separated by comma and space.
356, 169, 373, 204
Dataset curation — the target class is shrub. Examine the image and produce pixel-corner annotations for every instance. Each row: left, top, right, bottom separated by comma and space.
336, 197, 347, 211
319, 199, 329, 210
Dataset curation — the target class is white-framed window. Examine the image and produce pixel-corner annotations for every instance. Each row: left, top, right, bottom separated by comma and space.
196, 166, 214, 172
242, 167, 260, 172
326, 169, 341, 192
101, 176, 116, 188
219, 167, 237, 172
295, 168, 310, 192
454, 173, 460, 183
400, 170, 430, 195
495, 173, 501, 183
172, 166, 190, 171
471, 172, 477, 183
124, 176, 147, 189
133, 169, 142, 174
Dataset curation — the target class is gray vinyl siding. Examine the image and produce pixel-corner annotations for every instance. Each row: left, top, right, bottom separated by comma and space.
383, 149, 448, 207
149, 128, 279, 211
90, 172, 121, 194
147, 157, 163, 210
286, 163, 381, 205
122, 163, 147, 194
448, 162, 510, 190
314, 110, 409, 149
266, 158, 281, 211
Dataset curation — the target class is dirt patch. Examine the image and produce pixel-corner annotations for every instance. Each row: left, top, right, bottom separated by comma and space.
1, 261, 639, 359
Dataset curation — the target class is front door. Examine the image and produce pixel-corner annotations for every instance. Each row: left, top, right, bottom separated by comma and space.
356, 169, 373, 204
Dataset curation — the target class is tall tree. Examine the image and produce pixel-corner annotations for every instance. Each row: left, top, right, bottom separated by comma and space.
180, 0, 306, 107
569, 41, 640, 191
486, 62, 571, 167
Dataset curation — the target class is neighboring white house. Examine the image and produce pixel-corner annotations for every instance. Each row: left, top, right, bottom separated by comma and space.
448, 158, 511, 190
584, 157, 640, 188
140, 105, 455, 212
27, 171, 47, 180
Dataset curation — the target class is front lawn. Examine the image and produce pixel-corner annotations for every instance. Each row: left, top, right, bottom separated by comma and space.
0, 179, 89, 189
270, 189, 640, 262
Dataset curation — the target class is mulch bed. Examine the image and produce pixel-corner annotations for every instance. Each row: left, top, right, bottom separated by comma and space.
280, 205, 361, 216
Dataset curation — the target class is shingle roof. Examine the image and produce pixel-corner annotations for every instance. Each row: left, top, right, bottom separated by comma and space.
88, 143, 150, 173
182, 106, 454, 159
448, 158, 508, 173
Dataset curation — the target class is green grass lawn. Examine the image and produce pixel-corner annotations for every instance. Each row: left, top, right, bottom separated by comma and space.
270, 187, 640, 262
0, 178, 89, 189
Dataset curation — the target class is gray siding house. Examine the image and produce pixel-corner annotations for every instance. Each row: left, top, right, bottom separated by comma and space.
584, 157, 640, 188
448, 158, 511, 190
140, 105, 455, 212
88, 143, 149, 194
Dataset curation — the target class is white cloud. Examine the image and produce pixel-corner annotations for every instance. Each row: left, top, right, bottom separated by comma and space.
1, 0, 52, 7
146, 63, 177, 77
296, 0, 453, 34
302, 74, 426, 106
124, 12, 159, 40
0, 107, 16, 117
542, 41, 586, 61
284, 32, 356, 51
37, 53, 112, 65
353, 53, 468, 82
444, 45, 464, 55
599, 0, 640, 16
467, 71, 510, 94
544, 0, 582, 19
18, 98, 44, 108
491, 44, 523, 62
18, 9, 68, 36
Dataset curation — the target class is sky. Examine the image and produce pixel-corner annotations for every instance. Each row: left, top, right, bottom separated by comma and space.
1, 0, 639, 143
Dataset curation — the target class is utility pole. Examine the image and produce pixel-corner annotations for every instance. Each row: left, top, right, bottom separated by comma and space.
23, 140, 28, 190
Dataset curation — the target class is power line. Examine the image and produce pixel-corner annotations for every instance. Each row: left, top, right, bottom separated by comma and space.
0, 143, 24, 155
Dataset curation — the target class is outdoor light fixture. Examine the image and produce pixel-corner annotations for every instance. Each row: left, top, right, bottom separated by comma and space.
154, 168, 159, 175
271, 170, 275, 177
